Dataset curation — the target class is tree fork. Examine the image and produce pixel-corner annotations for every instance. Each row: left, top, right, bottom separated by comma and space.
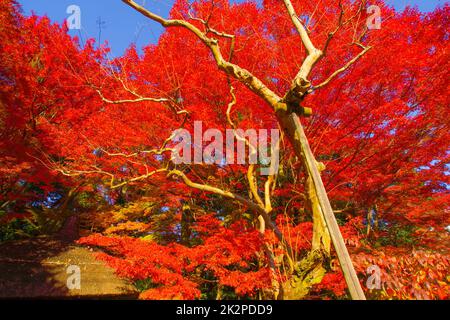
276, 106, 366, 300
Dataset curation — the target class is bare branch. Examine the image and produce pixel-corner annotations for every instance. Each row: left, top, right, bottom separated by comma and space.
323, 1, 367, 56
122, 0, 280, 108
96, 89, 169, 104
187, 6, 235, 41
322, 1, 345, 55
168, 169, 294, 258
313, 45, 372, 90
283, 0, 317, 55
282, 0, 323, 105
57, 167, 167, 189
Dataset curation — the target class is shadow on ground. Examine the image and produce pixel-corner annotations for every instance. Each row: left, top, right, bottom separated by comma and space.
0, 236, 138, 299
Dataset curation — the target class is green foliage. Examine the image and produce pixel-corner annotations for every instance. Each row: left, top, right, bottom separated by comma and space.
76, 192, 100, 210
334, 212, 349, 226
134, 278, 155, 292
27, 207, 64, 235
376, 223, 417, 247
0, 218, 39, 243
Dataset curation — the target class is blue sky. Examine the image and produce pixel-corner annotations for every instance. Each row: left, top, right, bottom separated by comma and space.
18, 0, 446, 57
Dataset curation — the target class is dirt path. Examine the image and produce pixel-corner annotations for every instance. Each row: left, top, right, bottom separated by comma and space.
0, 222, 138, 299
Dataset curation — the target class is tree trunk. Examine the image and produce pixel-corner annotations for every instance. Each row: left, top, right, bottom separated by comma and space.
276, 107, 366, 300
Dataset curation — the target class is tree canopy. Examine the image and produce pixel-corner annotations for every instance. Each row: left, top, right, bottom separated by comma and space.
0, 0, 448, 300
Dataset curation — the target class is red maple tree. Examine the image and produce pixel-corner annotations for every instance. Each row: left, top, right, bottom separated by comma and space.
0, 0, 448, 299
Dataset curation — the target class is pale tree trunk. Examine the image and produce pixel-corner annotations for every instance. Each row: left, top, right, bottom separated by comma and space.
119, 0, 369, 300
